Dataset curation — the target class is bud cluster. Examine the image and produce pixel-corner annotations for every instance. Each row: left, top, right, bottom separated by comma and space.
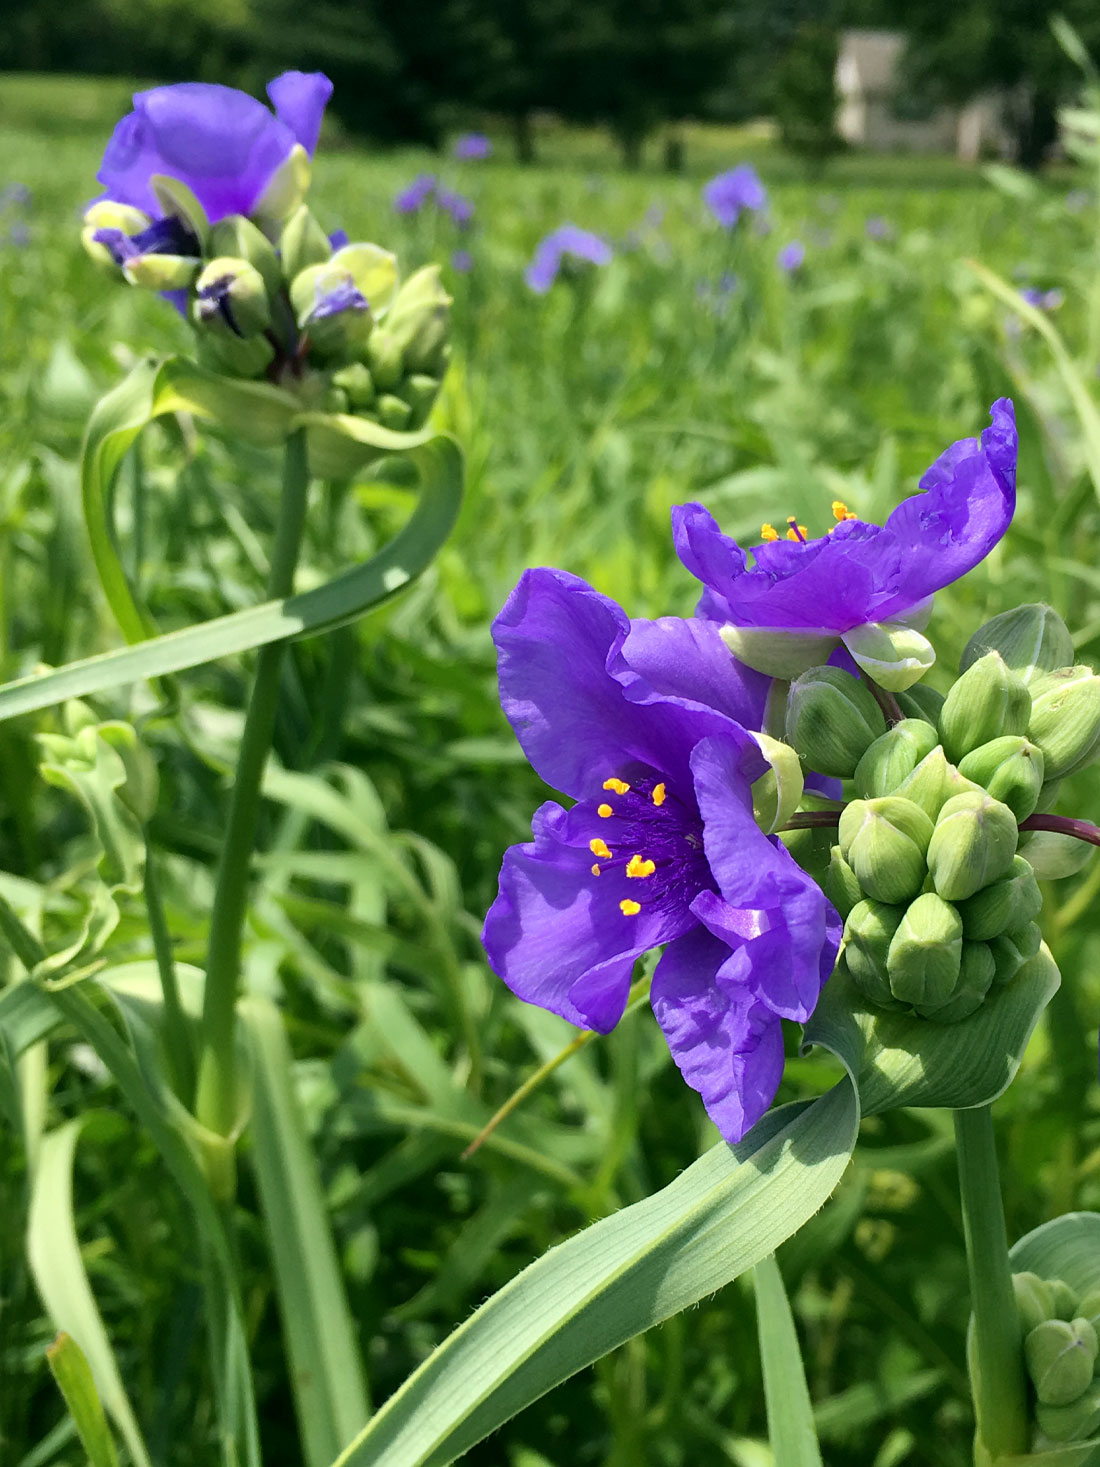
784, 606, 1100, 1027
83, 175, 452, 430
1013, 1270, 1100, 1443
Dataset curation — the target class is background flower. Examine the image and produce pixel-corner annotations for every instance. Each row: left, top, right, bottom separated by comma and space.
703, 164, 767, 228
524, 223, 613, 293
454, 132, 492, 160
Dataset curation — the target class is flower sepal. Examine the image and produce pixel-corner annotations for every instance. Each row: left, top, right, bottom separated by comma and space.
278, 202, 333, 282
209, 214, 281, 295
841, 619, 936, 692
253, 141, 311, 225
748, 731, 804, 833
150, 173, 211, 254
719, 623, 839, 679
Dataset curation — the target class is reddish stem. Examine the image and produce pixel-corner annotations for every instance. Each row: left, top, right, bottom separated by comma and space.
1019, 812, 1100, 847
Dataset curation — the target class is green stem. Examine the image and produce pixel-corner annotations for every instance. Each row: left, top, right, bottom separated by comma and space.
195, 431, 310, 1140
144, 844, 194, 1100
953, 1105, 1029, 1459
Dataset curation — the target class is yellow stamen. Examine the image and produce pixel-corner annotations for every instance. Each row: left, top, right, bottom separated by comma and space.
760, 523, 779, 542
652, 783, 666, 807
597, 803, 613, 818
591, 863, 601, 876
831, 499, 850, 521
619, 899, 641, 916
844, 511, 857, 520
602, 777, 630, 794
626, 854, 656, 878
786, 520, 808, 542
589, 837, 612, 859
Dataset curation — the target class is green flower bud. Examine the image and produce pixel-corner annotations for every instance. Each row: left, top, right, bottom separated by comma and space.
838, 796, 934, 905
843, 899, 906, 1008
841, 620, 936, 692
193, 257, 273, 339
366, 329, 405, 390
918, 939, 995, 1022
1025, 1317, 1099, 1406
384, 264, 453, 373
1017, 829, 1094, 880
926, 791, 1018, 902
954, 855, 1042, 940
1076, 1288, 1100, 1328
1051, 1280, 1082, 1321
957, 736, 1045, 820
1036, 1381, 1100, 1445
1015, 1271, 1057, 1333
376, 393, 412, 430
785, 666, 887, 778
895, 682, 945, 726
854, 719, 941, 799
961, 604, 1075, 687
886, 892, 963, 1008
824, 845, 863, 920
321, 387, 349, 414
938, 652, 1031, 764
989, 922, 1042, 986
81, 200, 152, 268
196, 333, 275, 381
209, 214, 281, 295
278, 203, 333, 283
331, 362, 376, 410
403, 373, 443, 428
1028, 666, 1100, 779
749, 733, 805, 835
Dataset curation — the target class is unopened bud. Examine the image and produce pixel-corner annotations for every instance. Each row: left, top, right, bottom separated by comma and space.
824, 845, 862, 920
1015, 1271, 1057, 1333
194, 257, 272, 339
854, 719, 941, 799
895, 682, 944, 726
919, 939, 995, 1022
384, 264, 453, 374
1036, 1381, 1100, 1445
1077, 1289, 1100, 1329
961, 604, 1075, 687
1028, 665, 1100, 779
843, 899, 906, 1008
376, 393, 412, 430
1051, 1280, 1082, 1321
404, 372, 443, 427
123, 250, 201, 291
196, 332, 275, 381
81, 200, 152, 268
958, 735, 1045, 820
1025, 1317, 1099, 1406
838, 796, 933, 905
785, 666, 887, 778
331, 362, 376, 410
954, 855, 1042, 940
886, 892, 963, 1008
938, 652, 1030, 763
926, 791, 1018, 902
209, 214, 281, 295
366, 329, 405, 390
278, 203, 333, 283
841, 620, 936, 692
989, 922, 1042, 986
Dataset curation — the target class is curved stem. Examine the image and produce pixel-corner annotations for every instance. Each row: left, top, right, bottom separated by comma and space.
1019, 811, 1100, 846
953, 1105, 1028, 1459
195, 430, 310, 1142
780, 810, 843, 832
144, 844, 194, 1100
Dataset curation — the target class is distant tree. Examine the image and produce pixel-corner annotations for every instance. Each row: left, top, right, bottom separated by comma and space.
772, 20, 842, 169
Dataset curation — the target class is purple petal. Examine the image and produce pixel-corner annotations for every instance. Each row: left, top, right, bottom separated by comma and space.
482, 800, 695, 1031
651, 927, 786, 1142
613, 616, 771, 729
266, 71, 332, 156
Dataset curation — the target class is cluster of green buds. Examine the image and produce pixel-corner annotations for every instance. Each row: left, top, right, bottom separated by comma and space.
83, 175, 452, 432
785, 605, 1100, 1025
1014, 1270, 1100, 1443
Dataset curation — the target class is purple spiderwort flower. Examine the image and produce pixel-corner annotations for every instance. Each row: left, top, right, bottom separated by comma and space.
436, 186, 474, 227
93, 213, 198, 268
703, 165, 767, 228
394, 173, 436, 215
524, 224, 612, 294
777, 240, 805, 273
451, 248, 473, 274
673, 400, 1017, 671
481, 569, 841, 1142
865, 215, 893, 241
454, 132, 492, 160
1019, 286, 1064, 312
95, 72, 332, 223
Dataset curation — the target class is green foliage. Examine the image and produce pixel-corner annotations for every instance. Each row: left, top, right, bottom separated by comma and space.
772, 22, 843, 171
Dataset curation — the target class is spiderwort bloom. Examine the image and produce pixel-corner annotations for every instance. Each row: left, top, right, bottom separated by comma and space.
436, 186, 474, 227
777, 240, 805, 273
481, 569, 841, 1142
394, 174, 436, 215
703, 165, 767, 228
94, 72, 332, 224
524, 224, 613, 294
673, 399, 1017, 679
454, 132, 492, 160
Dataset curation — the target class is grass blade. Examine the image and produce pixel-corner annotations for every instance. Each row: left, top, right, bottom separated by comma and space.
753, 1254, 822, 1467
45, 1332, 121, 1467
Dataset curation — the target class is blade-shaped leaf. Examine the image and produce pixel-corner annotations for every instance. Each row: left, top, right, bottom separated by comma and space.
45, 1332, 121, 1467
753, 1253, 822, 1467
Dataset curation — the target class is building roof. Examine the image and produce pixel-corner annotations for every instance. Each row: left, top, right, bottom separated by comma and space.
837, 29, 905, 96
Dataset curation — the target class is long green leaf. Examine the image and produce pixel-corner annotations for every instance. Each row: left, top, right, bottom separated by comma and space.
753, 1253, 822, 1467
29, 1120, 152, 1467
0, 433, 462, 722
241, 997, 370, 1467
45, 1332, 121, 1467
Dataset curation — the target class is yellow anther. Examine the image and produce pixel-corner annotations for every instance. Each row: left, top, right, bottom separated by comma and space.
589, 837, 612, 860
591, 863, 601, 876
786, 520, 808, 542
760, 523, 779, 542
652, 783, 667, 807
620, 899, 642, 916
626, 854, 656, 879
602, 777, 630, 794
831, 500, 850, 521
844, 511, 857, 520
597, 803, 613, 818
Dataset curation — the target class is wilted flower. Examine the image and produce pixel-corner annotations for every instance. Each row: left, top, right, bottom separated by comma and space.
453, 132, 491, 160
93, 72, 331, 224
481, 569, 840, 1141
673, 400, 1017, 676
703, 164, 767, 228
777, 240, 805, 272
524, 224, 612, 294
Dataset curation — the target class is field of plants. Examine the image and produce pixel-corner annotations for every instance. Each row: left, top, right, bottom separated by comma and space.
5, 69, 1100, 1467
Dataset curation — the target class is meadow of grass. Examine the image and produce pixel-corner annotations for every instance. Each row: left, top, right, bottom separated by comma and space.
3, 70, 1100, 1467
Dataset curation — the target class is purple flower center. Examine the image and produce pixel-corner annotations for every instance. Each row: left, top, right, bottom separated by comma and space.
197, 274, 245, 336
586, 769, 709, 919
94, 213, 198, 265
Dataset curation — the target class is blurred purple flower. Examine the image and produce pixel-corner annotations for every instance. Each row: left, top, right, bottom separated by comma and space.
1019, 286, 1063, 312
451, 248, 473, 273
0, 183, 31, 210
525, 224, 612, 293
703, 165, 767, 228
454, 132, 491, 160
865, 215, 893, 241
8, 222, 30, 248
777, 240, 805, 272
394, 173, 436, 215
436, 186, 474, 227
